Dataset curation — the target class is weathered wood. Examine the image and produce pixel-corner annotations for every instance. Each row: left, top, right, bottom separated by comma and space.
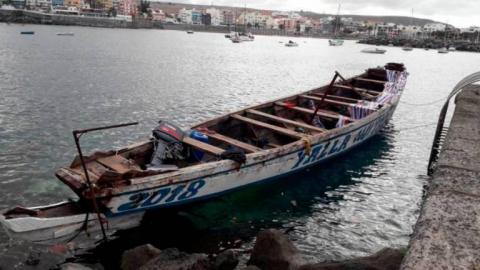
97, 155, 141, 174
183, 137, 225, 156
203, 131, 262, 153
231, 114, 306, 139
356, 77, 387, 84
309, 93, 360, 103
300, 95, 352, 107
246, 109, 326, 133
334, 84, 379, 96
275, 102, 353, 122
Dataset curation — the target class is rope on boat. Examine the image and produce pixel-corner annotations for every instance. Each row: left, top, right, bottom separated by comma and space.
302, 137, 312, 156
427, 72, 480, 175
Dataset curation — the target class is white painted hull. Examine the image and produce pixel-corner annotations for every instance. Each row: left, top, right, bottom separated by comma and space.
0, 67, 408, 245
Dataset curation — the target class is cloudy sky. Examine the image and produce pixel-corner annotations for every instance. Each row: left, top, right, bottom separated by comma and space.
166, 0, 479, 27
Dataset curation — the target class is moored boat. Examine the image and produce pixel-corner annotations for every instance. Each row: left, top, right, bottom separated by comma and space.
361, 48, 387, 54
0, 63, 408, 245
20, 31, 35, 35
329, 39, 344, 46
186, 30, 194, 34
285, 40, 299, 47
438, 47, 449, 54
57, 32, 74, 36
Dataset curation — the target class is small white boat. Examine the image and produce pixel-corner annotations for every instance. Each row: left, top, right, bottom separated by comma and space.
402, 46, 413, 51
1, 63, 408, 245
448, 47, 456, 51
361, 48, 387, 54
329, 39, 344, 46
285, 40, 299, 47
388, 43, 394, 47
186, 30, 194, 34
56, 32, 74, 36
438, 47, 449, 54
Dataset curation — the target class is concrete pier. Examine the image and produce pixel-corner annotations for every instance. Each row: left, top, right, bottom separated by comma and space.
401, 85, 480, 269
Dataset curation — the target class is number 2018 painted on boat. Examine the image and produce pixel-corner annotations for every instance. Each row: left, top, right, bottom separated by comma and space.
116, 179, 206, 212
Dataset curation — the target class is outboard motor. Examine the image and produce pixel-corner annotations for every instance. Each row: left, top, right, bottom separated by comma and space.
148, 121, 186, 168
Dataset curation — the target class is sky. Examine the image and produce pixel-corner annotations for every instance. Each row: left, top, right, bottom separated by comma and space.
164, 0, 479, 28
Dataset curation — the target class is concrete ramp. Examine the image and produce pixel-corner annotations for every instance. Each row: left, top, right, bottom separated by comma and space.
401, 85, 480, 269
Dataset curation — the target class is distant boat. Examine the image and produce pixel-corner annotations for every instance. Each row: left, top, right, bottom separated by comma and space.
329, 39, 344, 46
438, 47, 449, 54
448, 47, 456, 51
231, 35, 242, 43
361, 48, 387, 54
402, 45, 413, 51
285, 40, 299, 47
57, 32, 74, 36
328, 3, 344, 46
225, 32, 235, 38
186, 30, 194, 34
20, 31, 35, 35
388, 43, 394, 47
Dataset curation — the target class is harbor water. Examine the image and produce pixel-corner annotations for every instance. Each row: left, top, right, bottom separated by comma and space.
1, 23, 479, 268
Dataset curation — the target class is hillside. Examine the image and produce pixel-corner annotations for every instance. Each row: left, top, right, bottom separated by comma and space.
152, 2, 440, 26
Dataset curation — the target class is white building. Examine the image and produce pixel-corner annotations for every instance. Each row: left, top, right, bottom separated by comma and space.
423, 23, 446, 32
460, 26, 480, 33
177, 8, 192, 24
398, 24, 422, 38
238, 11, 271, 27
25, 0, 52, 9
205, 7, 223, 26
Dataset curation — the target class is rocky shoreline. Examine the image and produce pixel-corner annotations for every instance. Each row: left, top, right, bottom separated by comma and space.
55, 229, 405, 270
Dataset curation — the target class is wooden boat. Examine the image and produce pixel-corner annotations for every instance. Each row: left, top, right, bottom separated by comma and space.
285, 40, 299, 47
57, 32, 74, 36
20, 31, 35, 35
361, 48, 387, 54
0, 63, 408, 245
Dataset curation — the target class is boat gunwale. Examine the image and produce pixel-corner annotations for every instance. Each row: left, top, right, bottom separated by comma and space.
61, 71, 392, 198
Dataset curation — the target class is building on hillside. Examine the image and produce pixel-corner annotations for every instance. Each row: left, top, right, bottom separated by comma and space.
423, 23, 446, 32
222, 10, 234, 25
25, 0, 52, 9
374, 23, 400, 38
118, 0, 135, 16
64, 0, 83, 8
151, 9, 165, 21
205, 7, 223, 26
398, 24, 422, 38
201, 12, 211, 25
191, 9, 202, 24
177, 8, 192, 24
52, 0, 64, 6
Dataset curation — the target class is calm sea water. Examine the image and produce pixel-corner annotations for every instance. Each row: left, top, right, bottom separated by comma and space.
1, 23, 480, 268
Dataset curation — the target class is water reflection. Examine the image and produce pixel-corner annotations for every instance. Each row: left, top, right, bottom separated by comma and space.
85, 131, 394, 268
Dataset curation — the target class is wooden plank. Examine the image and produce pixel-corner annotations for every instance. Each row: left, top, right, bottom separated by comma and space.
334, 84, 379, 96
231, 114, 306, 140
309, 94, 360, 103
356, 77, 387, 84
97, 155, 141, 174
203, 131, 262, 153
300, 95, 352, 107
246, 109, 326, 133
183, 137, 224, 156
275, 102, 354, 122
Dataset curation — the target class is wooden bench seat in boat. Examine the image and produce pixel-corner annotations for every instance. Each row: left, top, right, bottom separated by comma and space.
309, 94, 359, 103
333, 84, 379, 96
231, 114, 307, 140
183, 136, 224, 156
246, 109, 326, 133
275, 102, 354, 122
200, 131, 262, 153
97, 155, 142, 174
355, 77, 387, 84
299, 95, 353, 107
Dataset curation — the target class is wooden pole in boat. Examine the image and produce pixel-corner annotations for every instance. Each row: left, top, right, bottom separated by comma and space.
309, 72, 339, 124
72, 121, 139, 243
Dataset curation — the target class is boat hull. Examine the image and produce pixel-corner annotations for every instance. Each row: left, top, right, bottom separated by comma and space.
104, 101, 399, 217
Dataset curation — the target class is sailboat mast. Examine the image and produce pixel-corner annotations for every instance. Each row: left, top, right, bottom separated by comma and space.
334, 3, 341, 36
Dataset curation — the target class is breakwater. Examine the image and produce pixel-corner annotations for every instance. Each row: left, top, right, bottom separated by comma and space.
401, 85, 480, 269
358, 37, 480, 52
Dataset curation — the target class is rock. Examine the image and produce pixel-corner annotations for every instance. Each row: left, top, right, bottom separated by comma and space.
25, 251, 41, 266
121, 244, 162, 270
248, 229, 304, 270
60, 263, 94, 270
299, 248, 405, 270
138, 248, 211, 270
213, 249, 239, 270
